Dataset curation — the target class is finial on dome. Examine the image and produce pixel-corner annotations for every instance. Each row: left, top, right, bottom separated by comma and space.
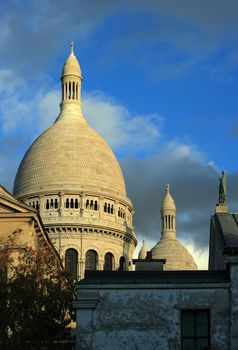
166, 184, 170, 194
70, 41, 74, 54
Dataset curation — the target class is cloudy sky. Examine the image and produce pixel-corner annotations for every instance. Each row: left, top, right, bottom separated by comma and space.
1, 1, 238, 268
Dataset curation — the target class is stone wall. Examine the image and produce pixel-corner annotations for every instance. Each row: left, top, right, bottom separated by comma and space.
74, 272, 231, 350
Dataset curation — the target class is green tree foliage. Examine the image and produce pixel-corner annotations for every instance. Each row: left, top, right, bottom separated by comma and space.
0, 238, 75, 349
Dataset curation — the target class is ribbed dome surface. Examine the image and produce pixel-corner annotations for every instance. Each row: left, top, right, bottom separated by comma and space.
151, 239, 197, 270
13, 117, 126, 199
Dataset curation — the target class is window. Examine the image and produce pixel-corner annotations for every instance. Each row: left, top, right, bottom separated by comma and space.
181, 310, 210, 350
65, 249, 78, 281
104, 252, 114, 271
85, 250, 98, 270
119, 256, 126, 271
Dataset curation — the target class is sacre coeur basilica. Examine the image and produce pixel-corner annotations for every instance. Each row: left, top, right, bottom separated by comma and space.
12, 43, 198, 278
2, 44, 238, 350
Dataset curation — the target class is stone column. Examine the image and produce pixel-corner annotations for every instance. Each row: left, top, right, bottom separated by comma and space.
99, 196, 104, 220
80, 192, 84, 218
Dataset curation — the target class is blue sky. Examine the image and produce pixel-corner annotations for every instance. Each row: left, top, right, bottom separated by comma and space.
1, 0, 238, 267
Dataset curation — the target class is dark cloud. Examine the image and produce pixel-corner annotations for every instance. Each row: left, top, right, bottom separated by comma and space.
121, 147, 238, 250
1, 1, 238, 79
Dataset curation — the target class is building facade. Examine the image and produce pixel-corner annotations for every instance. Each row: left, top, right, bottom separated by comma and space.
0, 185, 59, 264
13, 45, 137, 279
73, 186, 238, 350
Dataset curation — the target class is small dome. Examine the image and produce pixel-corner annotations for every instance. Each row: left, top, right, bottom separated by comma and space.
161, 184, 175, 211
62, 51, 82, 78
151, 239, 197, 270
138, 240, 147, 260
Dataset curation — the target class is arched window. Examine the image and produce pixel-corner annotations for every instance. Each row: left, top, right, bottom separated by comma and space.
70, 198, 74, 209
90, 200, 93, 210
46, 199, 49, 210
50, 199, 54, 208
36, 201, 39, 210
111, 205, 114, 214
86, 199, 89, 209
107, 204, 110, 213
69, 81, 71, 99
72, 82, 75, 99
75, 199, 79, 209
119, 256, 126, 271
66, 198, 69, 209
85, 250, 98, 270
104, 252, 114, 271
104, 203, 107, 212
94, 201, 98, 211
54, 199, 58, 209
65, 248, 78, 281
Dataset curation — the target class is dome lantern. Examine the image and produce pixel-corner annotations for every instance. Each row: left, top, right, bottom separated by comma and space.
60, 42, 82, 110
161, 184, 176, 240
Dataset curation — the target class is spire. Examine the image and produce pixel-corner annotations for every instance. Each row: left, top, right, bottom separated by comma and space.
160, 184, 176, 240
138, 239, 147, 260
166, 183, 170, 194
70, 41, 74, 54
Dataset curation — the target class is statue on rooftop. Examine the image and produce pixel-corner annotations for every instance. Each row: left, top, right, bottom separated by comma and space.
218, 170, 227, 205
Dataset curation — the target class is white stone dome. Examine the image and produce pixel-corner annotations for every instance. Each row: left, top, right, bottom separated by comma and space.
151, 184, 197, 270
151, 238, 197, 270
13, 116, 126, 199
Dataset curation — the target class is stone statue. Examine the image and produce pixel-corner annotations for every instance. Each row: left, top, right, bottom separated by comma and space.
218, 170, 227, 205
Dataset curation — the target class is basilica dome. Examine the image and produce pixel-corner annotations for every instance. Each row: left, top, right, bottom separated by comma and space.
13, 44, 126, 200
13, 116, 126, 199
12, 44, 136, 279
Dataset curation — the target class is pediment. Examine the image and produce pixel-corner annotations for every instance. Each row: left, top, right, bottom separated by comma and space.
0, 185, 34, 214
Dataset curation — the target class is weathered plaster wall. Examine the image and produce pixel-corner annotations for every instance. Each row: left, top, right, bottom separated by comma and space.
75, 285, 230, 350
229, 262, 238, 350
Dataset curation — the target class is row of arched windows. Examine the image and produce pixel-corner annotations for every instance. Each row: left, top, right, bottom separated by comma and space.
43, 197, 129, 219
65, 198, 79, 209
85, 199, 98, 211
28, 200, 40, 210
63, 81, 80, 101
118, 207, 125, 219
162, 215, 175, 230
46, 198, 59, 210
65, 249, 126, 280
104, 203, 114, 214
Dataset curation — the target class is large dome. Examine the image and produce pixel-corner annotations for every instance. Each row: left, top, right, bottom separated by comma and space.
151, 239, 197, 270
13, 115, 126, 199
12, 45, 136, 279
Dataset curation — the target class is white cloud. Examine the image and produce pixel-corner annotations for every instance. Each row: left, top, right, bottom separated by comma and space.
0, 71, 162, 153
83, 92, 163, 152
36, 89, 61, 130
